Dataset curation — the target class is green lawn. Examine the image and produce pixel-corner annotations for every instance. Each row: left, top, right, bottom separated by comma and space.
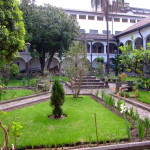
52, 76, 69, 82
0, 89, 34, 101
0, 96, 127, 148
129, 90, 150, 104
8, 79, 24, 86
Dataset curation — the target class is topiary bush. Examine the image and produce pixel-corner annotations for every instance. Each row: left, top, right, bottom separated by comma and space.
50, 80, 65, 118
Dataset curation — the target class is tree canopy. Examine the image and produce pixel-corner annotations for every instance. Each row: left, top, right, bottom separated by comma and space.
0, 0, 25, 60
20, 3, 79, 72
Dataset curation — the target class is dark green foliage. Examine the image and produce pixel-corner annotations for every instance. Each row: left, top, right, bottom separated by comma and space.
0, 64, 10, 86
20, 3, 79, 72
10, 64, 19, 78
50, 80, 65, 118
95, 57, 104, 63
0, 0, 25, 60
111, 55, 124, 76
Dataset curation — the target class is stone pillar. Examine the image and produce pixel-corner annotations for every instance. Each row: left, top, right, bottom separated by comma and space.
143, 39, 146, 49
104, 43, 107, 54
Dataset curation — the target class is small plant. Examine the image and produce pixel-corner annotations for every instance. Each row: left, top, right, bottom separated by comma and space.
101, 89, 106, 100
107, 95, 115, 107
119, 73, 127, 83
50, 80, 65, 118
117, 99, 123, 111
129, 107, 134, 118
120, 103, 131, 141
29, 78, 37, 87
10, 64, 19, 79
138, 120, 145, 141
12, 122, 23, 150
95, 90, 99, 98
135, 89, 139, 98
11, 91, 16, 99
144, 117, 150, 137
134, 109, 140, 121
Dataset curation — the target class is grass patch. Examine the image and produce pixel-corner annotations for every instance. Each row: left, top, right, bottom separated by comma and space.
1, 89, 34, 101
52, 76, 69, 82
8, 79, 24, 86
0, 96, 127, 148
129, 90, 150, 104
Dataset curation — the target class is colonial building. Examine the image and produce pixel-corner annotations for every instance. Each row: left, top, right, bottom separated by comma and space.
13, 2, 150, 72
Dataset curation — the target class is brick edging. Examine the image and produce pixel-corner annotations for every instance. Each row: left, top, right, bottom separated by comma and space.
110, 93, 150, 112
75, 141, 150, 150
0, 91, 50, 105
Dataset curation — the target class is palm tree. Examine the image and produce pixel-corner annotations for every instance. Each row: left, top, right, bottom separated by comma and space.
91, 0, 124, 74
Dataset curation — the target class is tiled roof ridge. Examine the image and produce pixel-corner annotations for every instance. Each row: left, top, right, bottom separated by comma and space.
116, 16, 150, 36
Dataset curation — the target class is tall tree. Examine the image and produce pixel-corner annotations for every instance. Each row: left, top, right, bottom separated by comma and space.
0, 0, 25, 60
20, 4, 79, 72
91, 0, 124, 74
63, 41, 89, 98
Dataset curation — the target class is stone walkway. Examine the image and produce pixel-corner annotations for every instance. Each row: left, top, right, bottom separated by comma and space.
0, 83, 150, 120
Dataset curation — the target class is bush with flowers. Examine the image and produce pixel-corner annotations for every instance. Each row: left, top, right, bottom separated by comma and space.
119, 73, 127, 83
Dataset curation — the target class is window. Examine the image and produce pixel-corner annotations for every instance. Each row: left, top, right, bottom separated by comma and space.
97, 16, 103, 21
89, 30, 98, 34
103, 30, 111, 35
130, 19, 136, 23
108, 17, 112, 21
114, 18, 120, 22
80, 29, 85, 33
88, 16, 95, 20
115, 31, 121, 35
122, 18, 128, 23
70, 14, 77, 19
79, 15, 86, 19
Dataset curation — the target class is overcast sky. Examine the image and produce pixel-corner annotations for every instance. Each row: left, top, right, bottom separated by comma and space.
36, 0, 150, 10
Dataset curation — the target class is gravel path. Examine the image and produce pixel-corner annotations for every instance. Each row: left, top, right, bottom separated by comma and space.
0, 83, 149, 120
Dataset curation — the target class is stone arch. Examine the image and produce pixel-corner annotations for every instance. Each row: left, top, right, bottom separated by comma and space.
145, 34, 150, 48
125, 40, 132, 46
134, 37, 143, 50
45, 57, 60, 70
92, 57, 104, 68
29, 58, 41, 70
107, 43, 117, 54
92, 43, 104, 53
13, 57, 26, 72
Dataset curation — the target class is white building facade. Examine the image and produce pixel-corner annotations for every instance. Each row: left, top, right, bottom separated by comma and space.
13, 3, 150, 72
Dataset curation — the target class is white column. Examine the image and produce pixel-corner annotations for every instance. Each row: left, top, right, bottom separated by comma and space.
143, 39, 146, 49
103, 43, 107, 54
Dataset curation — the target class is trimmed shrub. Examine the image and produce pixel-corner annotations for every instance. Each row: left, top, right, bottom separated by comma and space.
50, 80, 65, 118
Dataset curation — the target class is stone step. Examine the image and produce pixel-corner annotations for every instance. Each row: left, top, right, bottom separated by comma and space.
83, 76, 96, 79
66, 82, 108, 89
76, 82, 104, 85
74, 79, 101, 82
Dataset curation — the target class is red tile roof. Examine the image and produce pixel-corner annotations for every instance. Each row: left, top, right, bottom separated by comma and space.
116, 16, 150, 36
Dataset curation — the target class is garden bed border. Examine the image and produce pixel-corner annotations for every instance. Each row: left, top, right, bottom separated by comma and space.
110, 93, 150, 112
76, 141, 150, 150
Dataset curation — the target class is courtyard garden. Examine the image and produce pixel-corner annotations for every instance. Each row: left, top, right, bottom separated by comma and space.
0, 96, 128, 148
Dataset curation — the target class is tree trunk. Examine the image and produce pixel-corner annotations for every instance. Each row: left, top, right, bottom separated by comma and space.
47, 50, 55, 70
39, 53, 45, 74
